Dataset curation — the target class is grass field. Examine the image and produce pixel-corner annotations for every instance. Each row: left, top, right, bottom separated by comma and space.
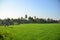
0, 24, 60, 40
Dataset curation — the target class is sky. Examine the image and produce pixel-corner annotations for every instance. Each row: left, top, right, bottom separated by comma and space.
0, 0, 60, 20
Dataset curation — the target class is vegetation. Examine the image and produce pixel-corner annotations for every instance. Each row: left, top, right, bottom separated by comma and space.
0, 14, 60, 26
0, 24, 60, 40
0, 26, 13, 40
0, 15, 60, 40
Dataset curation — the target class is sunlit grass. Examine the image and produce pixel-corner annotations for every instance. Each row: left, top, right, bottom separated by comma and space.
0, 24, 60, 40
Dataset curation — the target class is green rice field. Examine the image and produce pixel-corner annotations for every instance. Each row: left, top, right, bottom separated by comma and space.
0, 24, 60, 40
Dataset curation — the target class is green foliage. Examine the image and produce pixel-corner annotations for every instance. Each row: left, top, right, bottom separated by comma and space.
0, 27, 13, 40
25, 14, 27, 18
0, 24, 60, 40
0, 15, 59, 26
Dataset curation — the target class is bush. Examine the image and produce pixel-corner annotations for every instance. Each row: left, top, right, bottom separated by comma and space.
0, 32, 13, 40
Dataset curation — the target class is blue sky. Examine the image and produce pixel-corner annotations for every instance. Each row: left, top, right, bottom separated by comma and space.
0, 0, 60, 20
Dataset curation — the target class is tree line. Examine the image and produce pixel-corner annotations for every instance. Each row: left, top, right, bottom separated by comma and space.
0, 14, 60, 26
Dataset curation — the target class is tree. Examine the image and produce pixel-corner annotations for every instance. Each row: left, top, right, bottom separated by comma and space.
39, 18, 46, 23
10, 18, 14, 25
17, 18, 21, 24
28, 16, 34, 23
58, 20, 60, 23
2, 19, 10, 26
46, 18, 52, 23
0, 14, 60, 26
0, 19, 2, 26
34, 16, 36, 19
25, 14, 27, 18
21, 17, 24, 20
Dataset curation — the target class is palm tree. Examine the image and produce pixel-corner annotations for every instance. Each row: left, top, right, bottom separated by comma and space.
25, 14, 27, 18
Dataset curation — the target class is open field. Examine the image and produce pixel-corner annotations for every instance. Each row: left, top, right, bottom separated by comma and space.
0, 24, 60, 40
